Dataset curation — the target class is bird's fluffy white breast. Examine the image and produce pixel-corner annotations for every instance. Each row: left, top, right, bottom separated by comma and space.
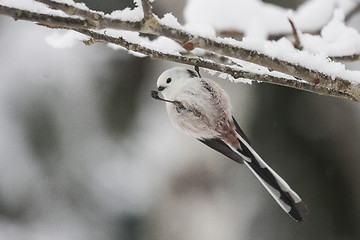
165, 77, 233, 139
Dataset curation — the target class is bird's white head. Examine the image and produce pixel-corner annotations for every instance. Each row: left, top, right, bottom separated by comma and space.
156, 67, 199, 99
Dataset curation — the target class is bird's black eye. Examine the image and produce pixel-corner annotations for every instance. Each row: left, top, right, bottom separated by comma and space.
166, 78, 172, 84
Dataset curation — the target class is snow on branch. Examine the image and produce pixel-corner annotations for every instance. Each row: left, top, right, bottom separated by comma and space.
1, 0, 360, 102
75, 28, 356, 101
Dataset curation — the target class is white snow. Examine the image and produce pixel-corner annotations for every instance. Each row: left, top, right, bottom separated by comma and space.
45, 31, 87, 48
107, 42, 147, 57
157, 12, 217, 38
184, 23, 217, 38
44, 28, 185, 59
184, 0, 357, 38
105, 0, 144, 22
184, 0, 360, 83
51, 0, 90, 11
301, 9, 360, 57
203, 56, 296, 85
5, 0, 360, 85
158, 13, 182, 29
292, 0, 336, 33
106, 7, 143, 22
237, 36, 360, 83
103, 29, 185, 55
0, 0, 82, 18
184, 0, 287, 38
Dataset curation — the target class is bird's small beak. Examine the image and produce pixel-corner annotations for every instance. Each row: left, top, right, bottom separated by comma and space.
158, 86, 165, 91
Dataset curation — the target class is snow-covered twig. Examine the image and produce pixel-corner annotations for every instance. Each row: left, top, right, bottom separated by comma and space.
0, 4, 88, 29
75, 28, 357, 101
0, 0, 360, 102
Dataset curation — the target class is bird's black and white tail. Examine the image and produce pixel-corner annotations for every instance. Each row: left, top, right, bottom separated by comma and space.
199, 118, 308, 222
238, 136, 308, 221
233, 119, 308, 222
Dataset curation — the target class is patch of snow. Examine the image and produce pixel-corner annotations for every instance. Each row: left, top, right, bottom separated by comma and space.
158, 13, 182, 29
103, 29, 184, 55
106, 0, 143, 22
106, 7, 143, 22
301, 9, 360, 57
184, 0, 356, 38
51, 0, 90, 11
0, 0, 81, 18
239, 36, 360, 84
292, 0, 336, 33
45, 31, 87, 49
184, 0, 288, 38
107, 42, 147, 57
184, 23, 216, 38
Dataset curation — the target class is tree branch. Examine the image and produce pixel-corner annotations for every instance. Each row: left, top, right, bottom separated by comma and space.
24, 1, 358, 88
36, 0, 102, 24
141, 0, 153, 20
75, 29, 358, 101
34, 0, 144, 31
1, 1, 360, 102
0, 4, 90, 29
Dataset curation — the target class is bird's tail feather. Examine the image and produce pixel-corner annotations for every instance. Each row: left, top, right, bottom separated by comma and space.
235, 134, 308, 222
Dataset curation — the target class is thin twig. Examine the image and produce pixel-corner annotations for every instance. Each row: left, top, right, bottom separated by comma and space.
141, 0, 153, 20
288, 18, 302, 50
330, 54, 360, 62
36, 23, 70, 29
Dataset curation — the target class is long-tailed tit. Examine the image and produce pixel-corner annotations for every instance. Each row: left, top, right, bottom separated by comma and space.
151, 67, 308, 222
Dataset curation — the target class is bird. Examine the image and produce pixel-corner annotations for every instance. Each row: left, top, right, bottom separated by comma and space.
151, 66, 308, 222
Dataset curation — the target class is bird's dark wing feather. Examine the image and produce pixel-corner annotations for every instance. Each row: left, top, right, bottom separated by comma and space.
198, 138, 244, 164
198, 116, 252, 164
232, 116, 251, 144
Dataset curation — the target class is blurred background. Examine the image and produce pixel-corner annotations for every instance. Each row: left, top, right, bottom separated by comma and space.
0, 0, 359, 239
